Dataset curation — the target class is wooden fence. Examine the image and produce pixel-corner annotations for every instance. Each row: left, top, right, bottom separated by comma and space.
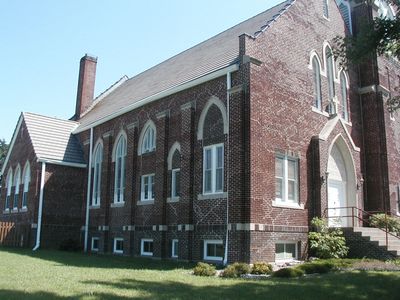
0, 222, 31, 247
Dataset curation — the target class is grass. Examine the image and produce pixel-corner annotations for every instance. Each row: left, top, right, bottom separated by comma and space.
0, 248, 400, 299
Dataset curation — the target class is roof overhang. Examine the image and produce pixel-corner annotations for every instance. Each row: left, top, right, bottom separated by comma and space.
73, 63, 239, 134
1, 114, 23, 176
37, 158, 87, 168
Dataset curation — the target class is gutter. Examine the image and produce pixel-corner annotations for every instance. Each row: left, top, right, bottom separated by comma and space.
33, 162, 46, 251
84, 128, 94, 252
37, 158, 86, 169
73, 64, 239, 134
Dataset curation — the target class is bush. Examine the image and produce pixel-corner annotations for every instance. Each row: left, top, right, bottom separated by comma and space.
221, 262, 251, 278
251, 262, 273, 275
308, 217, 349, 259
193, 262, 216, 277
297, 261, 335, 274
370, 213, 400, 234
59, 238, 81, 252
272, 267, 304, 278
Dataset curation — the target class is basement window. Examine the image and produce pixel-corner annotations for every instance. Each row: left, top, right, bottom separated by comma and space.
203, 240, 223, 261
275, 242, 297, 261
113, 238, 124, 254
91, 237, 99, 252
141, 239, 154, 256
171, 239, 178, 258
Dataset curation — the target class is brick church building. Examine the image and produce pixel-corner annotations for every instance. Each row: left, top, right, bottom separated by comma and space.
1, 0, 399, 263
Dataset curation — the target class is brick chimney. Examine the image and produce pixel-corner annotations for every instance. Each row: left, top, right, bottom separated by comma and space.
74, 54, 97, 120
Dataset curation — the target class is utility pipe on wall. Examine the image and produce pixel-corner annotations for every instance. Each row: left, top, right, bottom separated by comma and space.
33, 162, 46, 251
84, 127, 94, 252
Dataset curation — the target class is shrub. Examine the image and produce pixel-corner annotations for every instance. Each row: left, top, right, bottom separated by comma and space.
370, 213, 400, 234
272, 267, 304, 278
297, 261, 335, 274
59, 238, 81, 252
221, 262, 251, 278
308, 217, 349, 259
193, 262, 216, 277
251, 262, 273, 275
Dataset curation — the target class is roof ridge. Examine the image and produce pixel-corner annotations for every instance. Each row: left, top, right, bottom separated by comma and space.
253, 0, 296, 38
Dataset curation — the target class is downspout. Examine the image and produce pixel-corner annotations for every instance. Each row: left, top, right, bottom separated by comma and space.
84, 127, 94, 252
223, 71, 231, 266
33, 162, 46, 251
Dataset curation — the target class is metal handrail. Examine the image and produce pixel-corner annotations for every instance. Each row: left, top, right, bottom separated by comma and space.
323, 206, 400, 248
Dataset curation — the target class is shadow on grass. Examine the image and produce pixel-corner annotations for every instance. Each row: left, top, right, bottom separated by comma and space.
0, 289, 134, 300
0, 247, 194, 271
82, 271, 400, 300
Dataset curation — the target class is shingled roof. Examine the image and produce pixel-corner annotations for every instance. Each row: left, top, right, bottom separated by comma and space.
76, 0, 294, 131
23, 112, 85, 165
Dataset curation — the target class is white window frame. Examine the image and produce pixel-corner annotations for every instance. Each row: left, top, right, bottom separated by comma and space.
91, 237, 99, 252
5, 169, 13, 211
203, 240, 223, 261
13, 166, 21, 210
22, 162, 30, 209
141, 238, 154, 256
171, 239, 178, 258
141, 125, 156, 154
114, 136, 126, 204
113, 237, 124, 254
203, 144, 224, 195
275, 241, 298, 262
92, 143, 103, 207
171, 168, 180, 199
275, 155, 299, 205
141, 174, 155, 201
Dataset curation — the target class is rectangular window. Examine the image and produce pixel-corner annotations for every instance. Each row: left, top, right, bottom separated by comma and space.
22, 192, 28, 208
141, 174, 155, 201
172, 239, 178, 258
141, 238, 154, 256
203, 240, 224, 261
171, 169, 180, 198
13, 194, 19, 210
91, 237, 99, 252
113, 238, 124, 254
203, 144, 224, 195
275, 155, 299, 204
275, 242, 297, 261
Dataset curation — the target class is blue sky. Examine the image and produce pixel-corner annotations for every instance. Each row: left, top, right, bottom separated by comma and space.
0, 0, 283, 143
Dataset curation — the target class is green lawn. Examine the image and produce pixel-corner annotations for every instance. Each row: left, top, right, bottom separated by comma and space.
0, 249, 399, 299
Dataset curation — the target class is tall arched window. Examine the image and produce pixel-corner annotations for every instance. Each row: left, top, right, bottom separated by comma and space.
141, 124, 156, 154
340, 72, 349, 121
5, 169, 12, 210
13, 165, 21, 209
22, 162, 31, 208
167, 142, 181, 200
114, 135, 126, 203
92, 143, 103, 206
312, 56, 322, 110
323, 0, 329, 18
326, 46, 335, 100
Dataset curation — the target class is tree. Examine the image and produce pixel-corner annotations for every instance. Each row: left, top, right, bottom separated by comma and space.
333, 0, 400, 111
0, 138, 9, 171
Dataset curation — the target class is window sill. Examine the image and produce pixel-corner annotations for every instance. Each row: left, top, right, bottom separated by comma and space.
90, 205, 101, 209
11, 208, 19, 213
203, 257, 223, 262
137, 200, 154, 206
198, 192, 227, 200
111, 202, 125, 208
272, 200, 304, 210
141, 253, 153, 257
113, 251, 123, 255
311, 106, 329, 117
3, 209, 10, 214
167, 197, 180, 203
20, 207, 28, 212
341, 119, 352, 126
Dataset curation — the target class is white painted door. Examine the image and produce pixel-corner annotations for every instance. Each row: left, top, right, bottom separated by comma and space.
328, 180, 347, 227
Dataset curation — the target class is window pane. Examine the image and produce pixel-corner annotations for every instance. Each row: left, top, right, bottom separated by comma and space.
144, 176, 149, 200
275, 158, 283, 177
285, 243, 296, 259
276, 178, 283, 199
288, 160, 296, 179
205, 149, 212, 169
151, 175, 155, 199
175, 171, 180, 197
205, 170, 212, 193
216, 168, 223, 192
216, 146, 223, 168
215, 243, 224, 258
207, 244, 215, 256
275, 243, 285, 260
288, 180, 295, 201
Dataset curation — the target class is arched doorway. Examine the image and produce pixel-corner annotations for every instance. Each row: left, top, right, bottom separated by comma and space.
327, 136, 357, 227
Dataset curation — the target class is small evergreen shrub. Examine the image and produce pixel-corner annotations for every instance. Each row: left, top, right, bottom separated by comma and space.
370, 213, 400, 234
308, 217, 349, 259
272, 267, 304, 278
193, 262, 216, 277
251, 262, 273, 275
297, 261, 335, 274
221, 262, 251, 278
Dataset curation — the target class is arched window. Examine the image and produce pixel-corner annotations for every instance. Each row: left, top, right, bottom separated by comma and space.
114, 135, 126, 203
92, 143, 103, 206
13, 165, 21, 209
325, 46, 335, 100
340, 72, 349, 121
323, 0, 329, 18
167, 142, 181, 199
141, 123, 156, 154
312, 56, 322, 110
5, 169, 12, 210
22, 162, 31, 208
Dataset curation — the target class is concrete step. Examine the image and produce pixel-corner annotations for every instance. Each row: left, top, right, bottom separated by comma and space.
351, 227, 400, 257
